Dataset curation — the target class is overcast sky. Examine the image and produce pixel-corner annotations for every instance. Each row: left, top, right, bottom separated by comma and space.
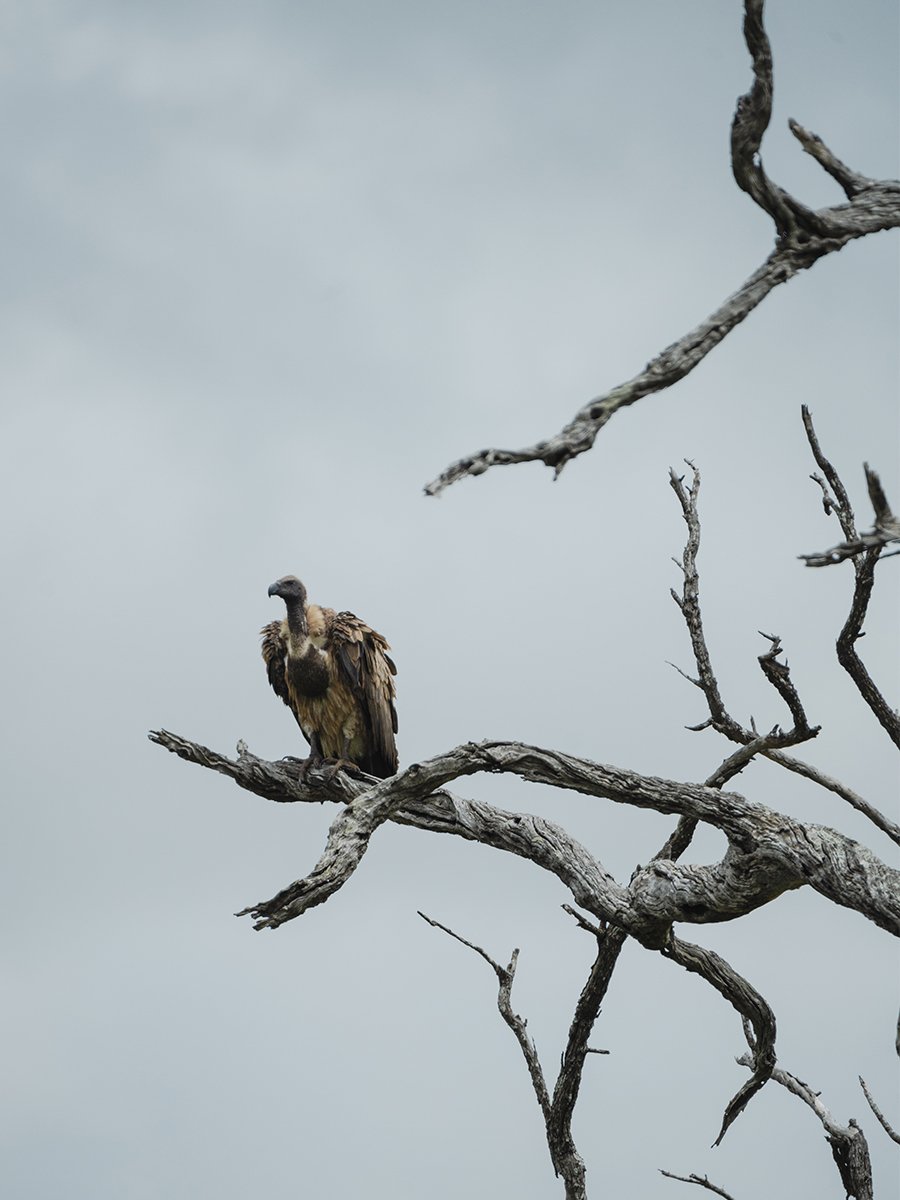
2, 1, 898, 1197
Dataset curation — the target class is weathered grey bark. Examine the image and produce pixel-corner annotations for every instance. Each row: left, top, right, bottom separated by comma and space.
423, 0, 900, 497
150, 730, 900, 942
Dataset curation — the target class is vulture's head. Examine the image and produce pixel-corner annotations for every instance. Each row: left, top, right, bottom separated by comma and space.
268, 575, 307, 606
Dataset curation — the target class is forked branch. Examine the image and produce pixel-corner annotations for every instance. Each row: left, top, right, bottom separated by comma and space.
800, 408, 900, 749
417, 912, 590, 1200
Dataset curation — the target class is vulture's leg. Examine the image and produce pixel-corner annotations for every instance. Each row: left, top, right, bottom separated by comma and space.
322, 757, 364, 781
321, 735, 366, 781
281, 734, 326, 783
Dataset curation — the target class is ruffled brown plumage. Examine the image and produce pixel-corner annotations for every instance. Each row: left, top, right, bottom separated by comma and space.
262, 576, 398, 779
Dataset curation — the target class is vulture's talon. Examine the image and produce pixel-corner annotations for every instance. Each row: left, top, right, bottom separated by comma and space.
279, 754, 324, 783
322, 757, 365, 781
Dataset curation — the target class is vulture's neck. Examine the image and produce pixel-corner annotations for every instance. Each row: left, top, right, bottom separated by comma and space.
284, 599, 309, 640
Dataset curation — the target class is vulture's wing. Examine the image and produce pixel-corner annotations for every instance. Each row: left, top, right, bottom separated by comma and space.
332, 612, 398, 777
260, 621, 308, 736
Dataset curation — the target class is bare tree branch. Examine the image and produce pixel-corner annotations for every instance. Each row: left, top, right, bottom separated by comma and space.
231, 754, 467, 929
859, 1076, 900, 1145
415, 916, 555, 1128
151, 721, 897, 1162
424, 1, 900, 496
799, 410, 900, 749
801, 406, 900, 565
423, 838, 772, 1193
800, 518, 900, 567
417, 913, 589, 1200
737, 1054, 875, 1200
730, 0, 811, 235
834, 547, 900, 749
866, 465, 898, 530
665, 937, 775, 1145
558, 766, 778, 1153
756, 633, 816, 737
669, 464, 819, 757
668, 465, 743, 743
150, 732, 900, 938
788, 119, 874, 200
801, 473, 900, 562
548, 925, 626, 1175
801, 404, 858, 538
667, 447, 900, 848
761, 748, 900, 848
659, 1170, 738, 1200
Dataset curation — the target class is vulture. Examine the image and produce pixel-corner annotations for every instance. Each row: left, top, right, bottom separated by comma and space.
261, 575, 398, 779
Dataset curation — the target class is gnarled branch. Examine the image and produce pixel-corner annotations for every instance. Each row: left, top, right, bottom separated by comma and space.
149, 732, 900, 939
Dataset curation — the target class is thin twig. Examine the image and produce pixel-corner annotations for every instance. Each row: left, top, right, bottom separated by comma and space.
756, 633, 816, 736
659, 1170, 738, 1200
668, 465, 744, 743
417, 913, 552, 1124
859, 1076, 900, 1144
762, 748, 900, 848
788, 118, 873, 199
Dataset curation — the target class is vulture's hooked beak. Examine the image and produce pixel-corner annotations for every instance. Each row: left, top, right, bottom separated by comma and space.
267, 581, 281, 598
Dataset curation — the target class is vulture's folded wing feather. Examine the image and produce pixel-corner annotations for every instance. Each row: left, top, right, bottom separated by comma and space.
260, 620, 299, 715
332, 612, 398, 777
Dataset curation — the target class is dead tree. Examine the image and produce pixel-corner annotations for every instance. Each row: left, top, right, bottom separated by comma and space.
152, 3, 898, 1197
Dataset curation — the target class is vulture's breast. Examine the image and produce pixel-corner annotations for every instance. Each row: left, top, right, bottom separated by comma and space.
287, 643, 330, 699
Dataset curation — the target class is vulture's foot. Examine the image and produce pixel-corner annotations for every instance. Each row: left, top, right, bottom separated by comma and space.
322, 757, 365, 781
280, 754, 325, 784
